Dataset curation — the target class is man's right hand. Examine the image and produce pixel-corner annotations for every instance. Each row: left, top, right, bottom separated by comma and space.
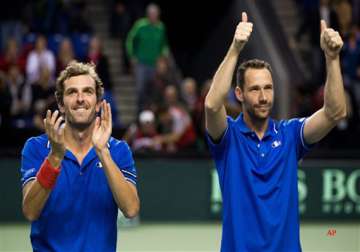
233, 12, 253, 52
44, 110, 65, 168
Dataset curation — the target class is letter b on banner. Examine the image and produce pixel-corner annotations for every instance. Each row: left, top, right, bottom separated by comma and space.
323, 169, 360, 203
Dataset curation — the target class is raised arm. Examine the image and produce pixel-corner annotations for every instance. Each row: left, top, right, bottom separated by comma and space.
303, 20, 346, 144
205, 12, 253, 141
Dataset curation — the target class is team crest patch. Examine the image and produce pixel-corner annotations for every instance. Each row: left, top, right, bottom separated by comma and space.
272, 140, 281, 148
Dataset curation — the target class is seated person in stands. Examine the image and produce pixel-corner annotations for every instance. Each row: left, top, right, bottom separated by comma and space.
180, 77, 199, 116
7, 64, 32, 127
155, 85, 197, 152
0, 38, 26, 73
149, 57, 180, 107
26, 35, 56, 85
56, 38, 75, 75
86, 36, 120, 127
123, 110, 161, 152
30, 67, 57, 130
156, 105, 197, 153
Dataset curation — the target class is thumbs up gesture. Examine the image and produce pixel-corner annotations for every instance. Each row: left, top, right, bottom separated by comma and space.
233, 12, 253, 51
320, 20, 343, 59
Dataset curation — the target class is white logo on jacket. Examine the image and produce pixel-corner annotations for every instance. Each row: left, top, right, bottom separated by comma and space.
272, 140, 282, 148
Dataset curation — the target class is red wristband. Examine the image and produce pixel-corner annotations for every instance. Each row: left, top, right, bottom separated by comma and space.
36, 159, 61, 189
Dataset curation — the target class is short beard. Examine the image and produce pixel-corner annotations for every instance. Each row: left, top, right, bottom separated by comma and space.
244, 103, 272, 124
65, 110, 97, 131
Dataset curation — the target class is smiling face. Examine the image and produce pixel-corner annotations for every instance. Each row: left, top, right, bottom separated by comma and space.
59, 75, 100, 130
235, 68, 274, 121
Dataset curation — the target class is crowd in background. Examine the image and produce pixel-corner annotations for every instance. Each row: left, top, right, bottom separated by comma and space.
0, 1, 122, 131
0, 0, 359, 154
119, 2, 241, 153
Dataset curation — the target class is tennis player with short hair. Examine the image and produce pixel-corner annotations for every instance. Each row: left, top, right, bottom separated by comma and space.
205, 12, 346, 251
20, 62, 139, 251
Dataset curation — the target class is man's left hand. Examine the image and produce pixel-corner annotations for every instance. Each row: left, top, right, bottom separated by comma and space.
320, 20, 343, 60
92, 100, 112, 153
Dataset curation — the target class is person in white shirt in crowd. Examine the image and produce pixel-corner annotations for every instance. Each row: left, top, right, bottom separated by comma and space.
26, 35, 56, 85
123, 110, 161, 152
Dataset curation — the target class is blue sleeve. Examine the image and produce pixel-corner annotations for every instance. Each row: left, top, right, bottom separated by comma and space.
20, 138, 43, 187
112, 141, 137, 186
205, 117, 234, 183
286, 117, 313, 160
205, 116, 233, 157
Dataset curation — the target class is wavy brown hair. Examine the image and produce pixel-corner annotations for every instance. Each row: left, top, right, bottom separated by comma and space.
55, 61, 104, 105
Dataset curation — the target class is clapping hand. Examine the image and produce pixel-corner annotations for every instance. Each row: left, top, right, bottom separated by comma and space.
44, 110, 65, 167
92, 100, 112, 153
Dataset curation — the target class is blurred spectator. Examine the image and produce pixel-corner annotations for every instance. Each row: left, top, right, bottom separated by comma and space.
155, 85, 197, 152
56, 38, 75, 75
147, 57, 180, 108
193, 79, 211, 137
0, 38, 26, 73
163, 85, 180, 108
109, 1, 132, 73
26, 35, 55, 85
295, 0, 323, 85
335, 0, 353, 36
295, 0, 343, 85
342, 25, 360, 81
87, 37, 111, 90
126, 3, 169, 110
123, 110, 161, 152
341, 24, 360, 113
86, 36, 120, 127
180, 77, 199, 115
30, 67, 57, 130
156, 105, 197, 153
7, 64, 31, 126
0, 72, 12, 128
